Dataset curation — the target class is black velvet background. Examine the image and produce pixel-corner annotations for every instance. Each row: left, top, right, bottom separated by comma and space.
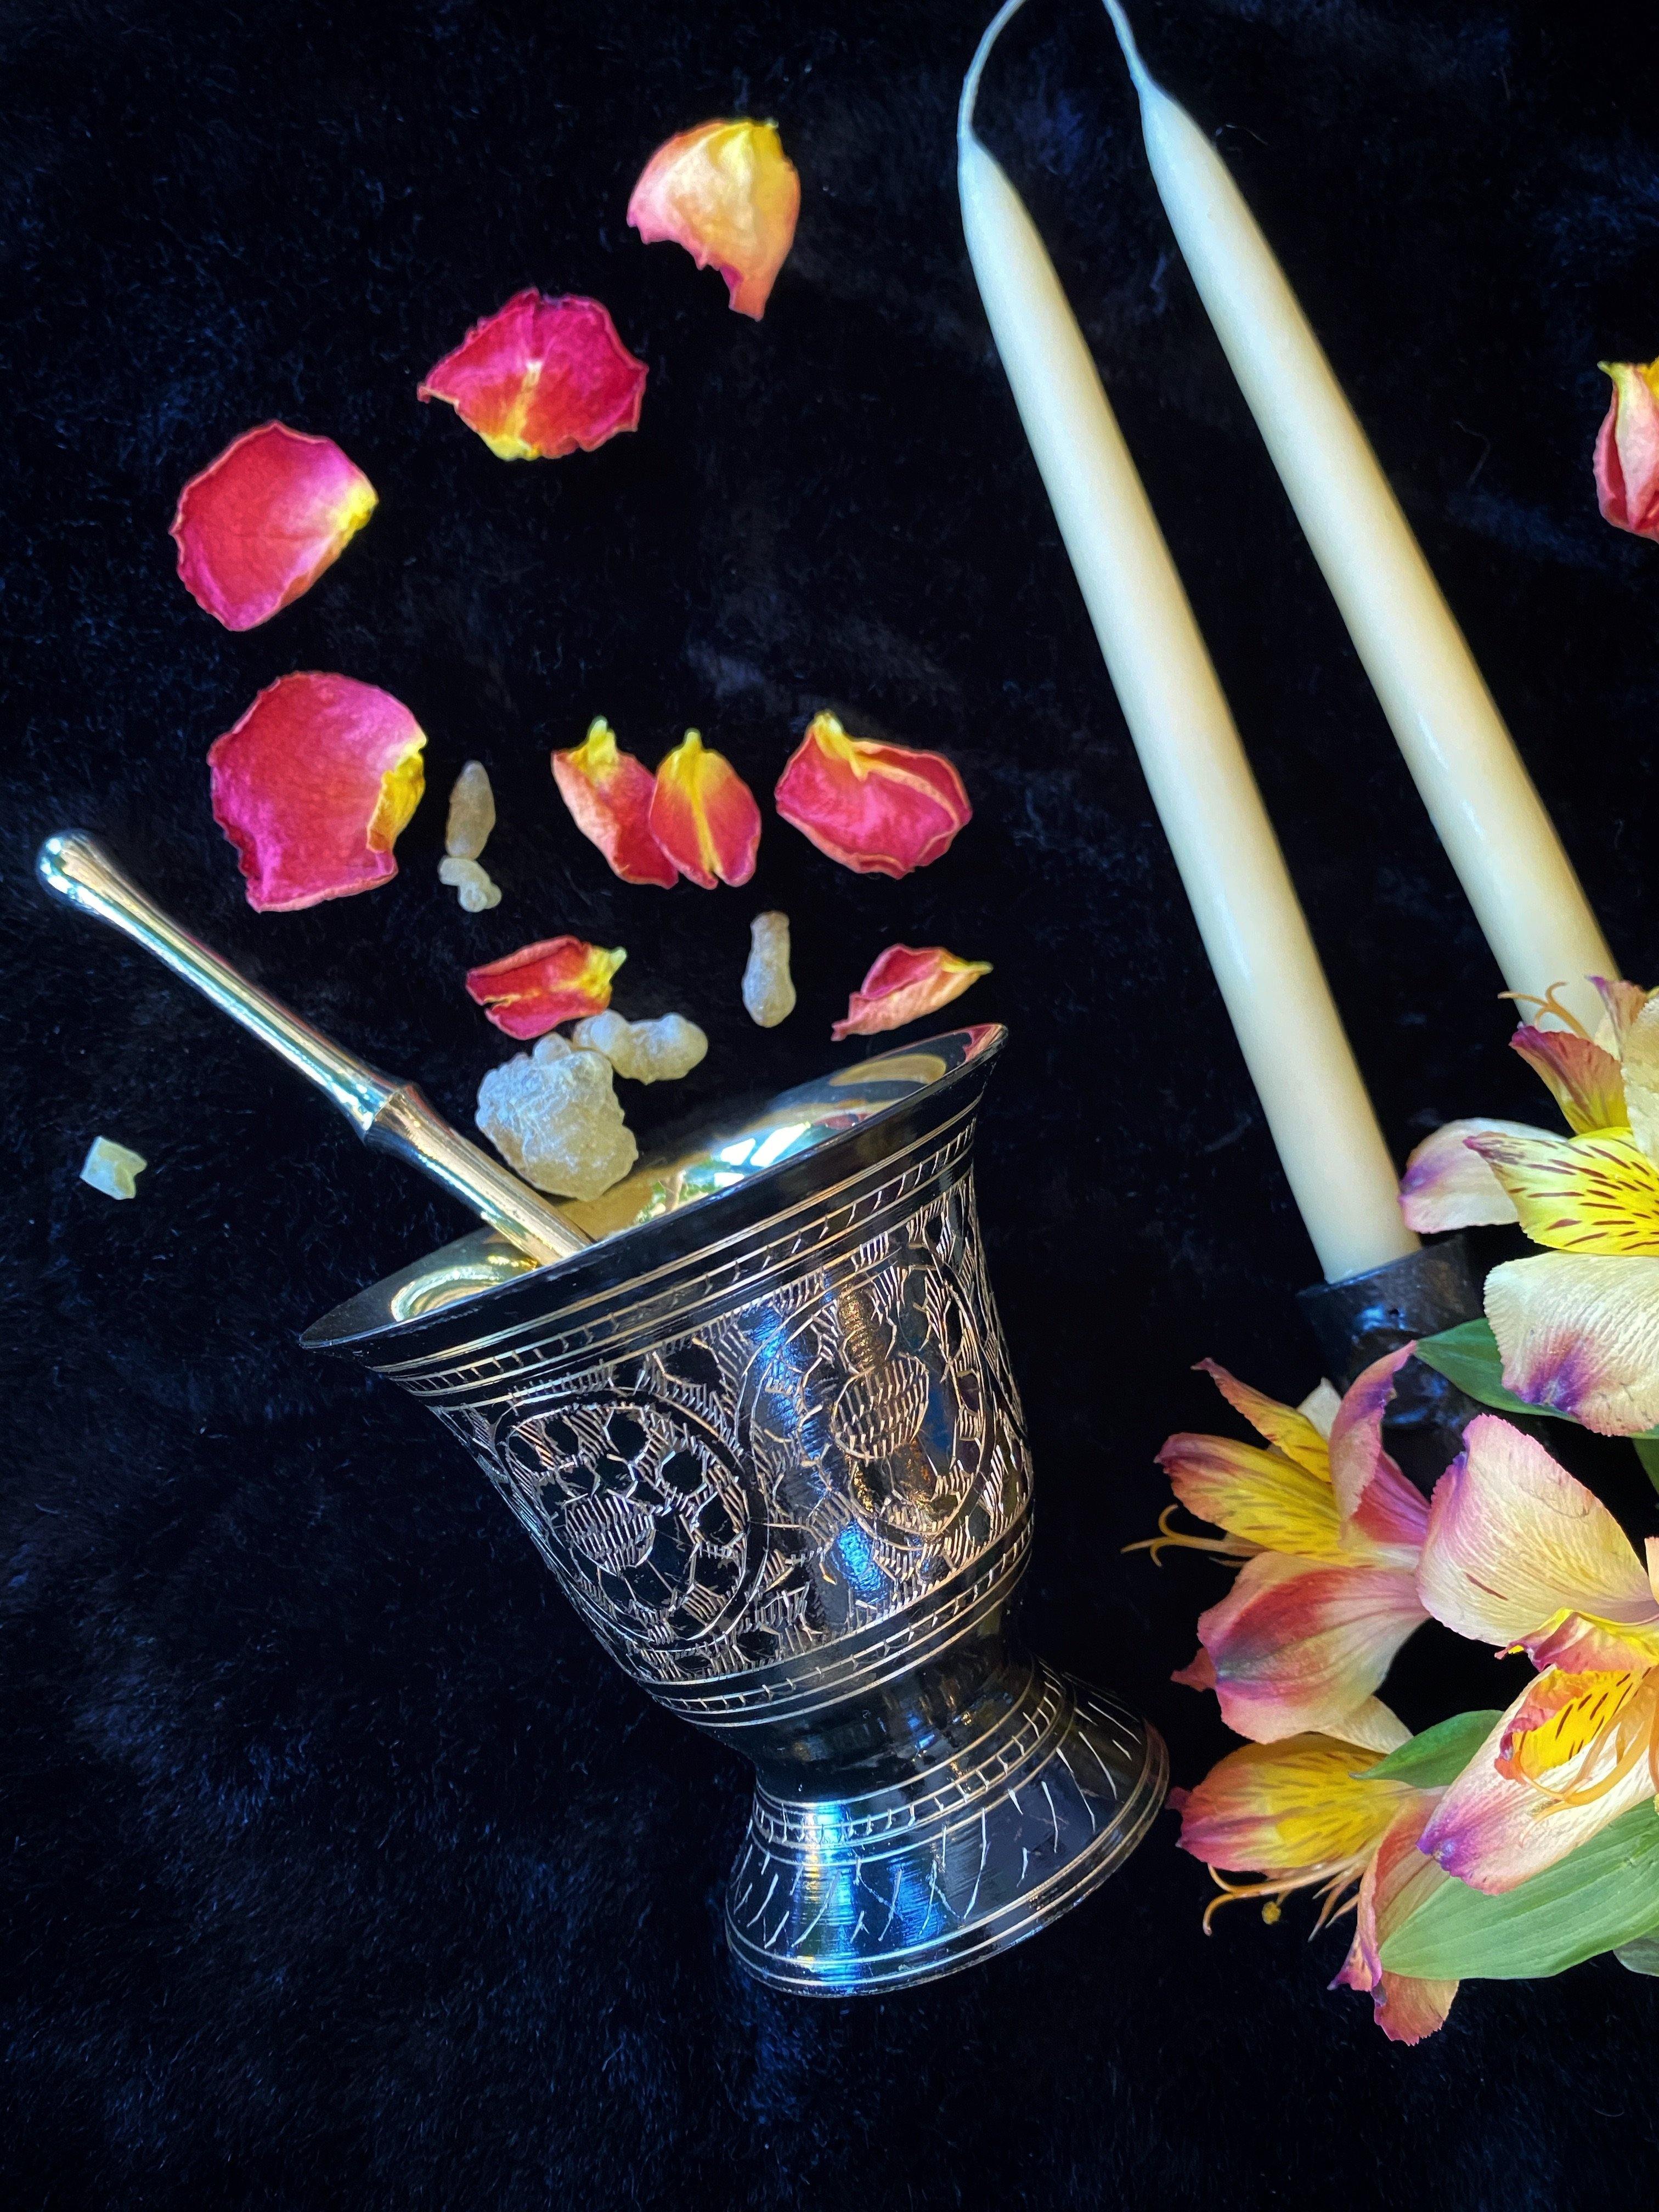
7, 0, 1659, 2203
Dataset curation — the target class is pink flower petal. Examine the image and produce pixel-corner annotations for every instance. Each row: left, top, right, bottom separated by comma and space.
1398, 1117, 1540, 1233
465, 937, 627, 1040
646, 730, 761, 888
831, 945, 991, 1041
1417, 1414, 1659, 1667
1484, 1251, 1659, 1435
1333, 1802, 1457, 2045
1195, 1550, 1428, 1743
418, 291, 647, 461
172, 422, 376, 631
1328, 1345, 1429, 1563
207, 673, 425, 912
628, 119, 800, 320
551, 718, 679, 888
774, 712, 972, 877
1510, 1024, 1626, 1133
1595, 359, 1659, 541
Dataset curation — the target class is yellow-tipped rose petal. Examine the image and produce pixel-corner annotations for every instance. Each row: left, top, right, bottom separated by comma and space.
627, 119, 800, 320
831, 945, 990, 1040
646, 730, 761, 888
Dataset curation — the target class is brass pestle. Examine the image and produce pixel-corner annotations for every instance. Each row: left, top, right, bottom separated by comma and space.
35, 831, 590, 1266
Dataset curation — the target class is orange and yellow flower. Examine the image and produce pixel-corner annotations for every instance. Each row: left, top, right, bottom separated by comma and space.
1414, 1414, 1659, 1892
1401, 983, 1659, 1436
1173, 1728, 1457, 2045
1139, 1349, 1429, 1745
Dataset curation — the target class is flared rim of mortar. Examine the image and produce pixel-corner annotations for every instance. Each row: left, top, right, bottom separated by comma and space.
300, 1023, 1006, 1361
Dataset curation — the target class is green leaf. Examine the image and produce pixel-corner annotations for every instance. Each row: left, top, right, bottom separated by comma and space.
1413, 1320, 1567, 1421
1635, 1437, 1659, 1500
1380, 1803, 1659, 1980
1616, 1934, 1659, 1977
1355, 1711, 1501, 1789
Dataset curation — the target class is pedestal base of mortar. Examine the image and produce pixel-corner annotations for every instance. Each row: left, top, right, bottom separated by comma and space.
302, 1026, 1165, 1995
723, 1627, 1165, 1993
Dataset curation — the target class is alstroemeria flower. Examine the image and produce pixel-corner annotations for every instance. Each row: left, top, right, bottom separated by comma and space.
1401, 982, 1659, 1435
774, 712, 972, 878
465, 936, 627, 1041
1415, 1415, 1659, 1892
208, 673, 425, 912
627, 119, 799, 320
831, 945, 991, 1041
1139, 1350, 1429, 1743
647, 730, 761, 888
172, 422, 376, 631
418, 292, 647, 461
1175, 1728, 1457, 2045
551, 718, 678, 888
1595, 359, 1659, 543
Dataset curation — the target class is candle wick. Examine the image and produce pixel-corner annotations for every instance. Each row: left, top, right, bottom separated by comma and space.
1101, 0, 1155, 98
958, 0, 1036, 150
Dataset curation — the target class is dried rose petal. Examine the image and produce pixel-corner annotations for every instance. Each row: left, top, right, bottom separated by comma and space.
775, 711, 972, 878
627, 119, 800, 320
551, 718, 679, 888
465, 936, 627, 1041
208, 673, 426, 912
171, 422, 376, 631
647, 730, 761, 888
831, 945, 991, 1040
1594, 359, 1659, 542
418, 291, 647, 461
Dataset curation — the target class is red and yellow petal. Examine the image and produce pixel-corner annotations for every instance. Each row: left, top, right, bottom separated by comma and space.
627, 118, 799, 320
1328, 1346, 1429, 1563
1195, 1550, 1428, 1743
465, 936, 627, 1040
1193, 1361, 1331, 1479
830, 944, 991, 1041
551, 718, 679, 888
1155, 1431, 1344, 1561
172, 422, 376, 631
774, 711, 972, 878
1176, 1733, 1410, 1883
207, 673, 425, 912
1595, 359, 1659, 541
1465, 1125, 1659, 1254
1333, 1802, 1457, 2045
646, 730, 761, 888
1417, 1414, 1659, 1666
1509, 1024, 1627, 1135
418, 291, 647, 461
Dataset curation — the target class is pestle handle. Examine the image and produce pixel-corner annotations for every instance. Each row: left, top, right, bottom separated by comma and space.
36, 831, 590, 1266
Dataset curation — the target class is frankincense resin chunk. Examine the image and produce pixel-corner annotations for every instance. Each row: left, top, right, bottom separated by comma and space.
475, 1037, 638, 1200
80, 1136, 146, 1200
742, 911, 795, 1027
570, 1009, 708, 1082
444, 761, 496, 860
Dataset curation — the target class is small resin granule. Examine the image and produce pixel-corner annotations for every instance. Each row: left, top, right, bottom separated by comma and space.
80, 1136, 146, 1200
570, 1009, 708, 1083
438, 855, 502, 912
444, 760, 496, 860
742, 910, 795, 1027
476, 1036, 637, 1200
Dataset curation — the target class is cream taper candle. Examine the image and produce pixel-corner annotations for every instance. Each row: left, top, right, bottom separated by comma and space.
958, 3, 1416, 1282
1104, 0, 1615, 1033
